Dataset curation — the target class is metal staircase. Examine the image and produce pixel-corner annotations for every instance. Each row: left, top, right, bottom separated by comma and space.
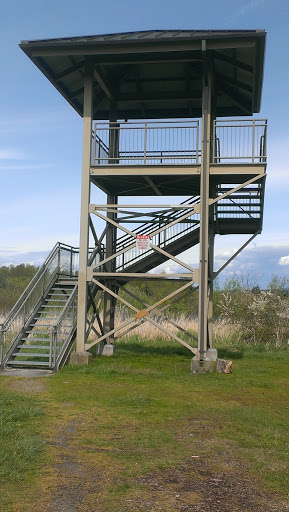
5, 279, 77, 369
115, 196, 200, 273
0, 244, 81, 371
0, 203, 200, 370
0, 183, 264, 371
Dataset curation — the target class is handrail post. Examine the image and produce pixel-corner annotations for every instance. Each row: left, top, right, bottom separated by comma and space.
49, 326, 57, 369
57, 245, 61, 276
263, 120, 267, 162
144, 122, 147, 164
252, 119, 255, 164
70, 248, 73, 277
0, 325, 4, 369
196, 121, 199, 165
53, 326, 57, 369
49, 327, 53, 368
212, 120, 216, 164
23, 303, 25, 328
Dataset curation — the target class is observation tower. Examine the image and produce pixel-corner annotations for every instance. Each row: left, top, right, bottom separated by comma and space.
1, 30, 267, 372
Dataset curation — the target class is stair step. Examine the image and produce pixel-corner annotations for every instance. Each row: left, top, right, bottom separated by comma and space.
40, 305, 64, 308
25, 330, 51, 335
58, 282, 77, 285
33, 317, 60, 320
18, 344, 51, 349
45, 298, 68, 302
12, 352, 50, 358
7, 360, 50, 367
21, 331, 50, 341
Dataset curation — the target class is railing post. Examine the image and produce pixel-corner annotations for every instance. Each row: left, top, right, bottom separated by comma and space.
196, 121, 199, 165
263, 120, 267, 162
53, 326, 57, 367
49, 327, 53, 368
23, 303, 25, 328
49, 326, 57, 369
57, 245, 61, 276
252, 119, 255, 164
212, 120, 216, 164
70, 248, 73, 278
41, 273, 44, 296
0, 325, 4, 369
144, 122, 147, 164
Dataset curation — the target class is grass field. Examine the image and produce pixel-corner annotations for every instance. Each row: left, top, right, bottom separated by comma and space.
0, 337, 288, 512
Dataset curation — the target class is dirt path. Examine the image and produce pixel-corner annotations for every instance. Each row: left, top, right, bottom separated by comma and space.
6, 377, 289, 512
37, 418, 288, 512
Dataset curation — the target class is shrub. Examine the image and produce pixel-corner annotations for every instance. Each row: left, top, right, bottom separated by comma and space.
218, 275, 289, 347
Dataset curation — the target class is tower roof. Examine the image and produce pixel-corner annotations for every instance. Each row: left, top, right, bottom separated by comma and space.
20, 29, 266, 119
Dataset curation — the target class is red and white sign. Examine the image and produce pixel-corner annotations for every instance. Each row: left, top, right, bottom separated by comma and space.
136, 234, 151, 250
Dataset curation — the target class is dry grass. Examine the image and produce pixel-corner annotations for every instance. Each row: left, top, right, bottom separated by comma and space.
88, 311, 239, 344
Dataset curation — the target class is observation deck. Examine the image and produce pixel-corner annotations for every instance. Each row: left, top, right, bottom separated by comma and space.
91, 118, 267, 235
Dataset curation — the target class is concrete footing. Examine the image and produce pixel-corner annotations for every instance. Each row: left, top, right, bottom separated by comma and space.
191, 357, 213, 374
191, 348, 218, 374
206, 348, 218, 361
95, 342, 106, 355
70, 351, 92, 365
102, 344, 116, 356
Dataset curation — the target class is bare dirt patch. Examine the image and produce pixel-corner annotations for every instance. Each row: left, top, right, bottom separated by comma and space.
131, 457, 289, 512
36, 418, 289, 512
10, 377, 47, 394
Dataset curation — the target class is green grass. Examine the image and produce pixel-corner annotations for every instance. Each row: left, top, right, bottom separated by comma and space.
0, 337, 288, 511
0, 390, 44, 488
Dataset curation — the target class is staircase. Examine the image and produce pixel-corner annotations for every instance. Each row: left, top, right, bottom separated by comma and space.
1, 244, 84, 372
5, 278, 77, 370
0, 185, 264, 372
115, 196, 200, 273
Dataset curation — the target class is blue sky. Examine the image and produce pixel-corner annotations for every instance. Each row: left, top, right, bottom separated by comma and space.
1, 0, 289, 286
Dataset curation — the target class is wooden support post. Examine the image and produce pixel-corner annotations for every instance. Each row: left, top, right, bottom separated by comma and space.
76, 60, 93, 353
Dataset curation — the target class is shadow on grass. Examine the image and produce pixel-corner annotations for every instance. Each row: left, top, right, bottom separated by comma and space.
217, 348, 244, 360
117, 341, 192, 358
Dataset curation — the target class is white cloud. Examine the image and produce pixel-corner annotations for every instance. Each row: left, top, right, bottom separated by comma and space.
0, 149, 27, 160
0, 163, 54, 172
279, 255, 289, 266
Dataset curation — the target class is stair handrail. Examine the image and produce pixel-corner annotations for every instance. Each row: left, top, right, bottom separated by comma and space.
0, 242, 79, 331
114, 198, 200, 272
116, 196, 200, 252
0, 242, 81, 367
50, 284, 78, 369
1, 243, 61, 333
47, 246, 103, 370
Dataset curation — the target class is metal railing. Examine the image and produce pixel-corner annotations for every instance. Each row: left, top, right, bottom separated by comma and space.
215, 184, 263, 220
49, 285, 78, 370
212, 119, 267, 164
92, 118, 267, 167
92, 121, 200, 165
0, 243, 89, 369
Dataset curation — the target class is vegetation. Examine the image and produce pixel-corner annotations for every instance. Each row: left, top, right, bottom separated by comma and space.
0, 264, 38, 313
1, 264, 288, 348
216, 275, 289, 347
0, 389, 44, 484
117, 274, 289, 348
0, 340, 288, 511
0, 265, 288, 510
